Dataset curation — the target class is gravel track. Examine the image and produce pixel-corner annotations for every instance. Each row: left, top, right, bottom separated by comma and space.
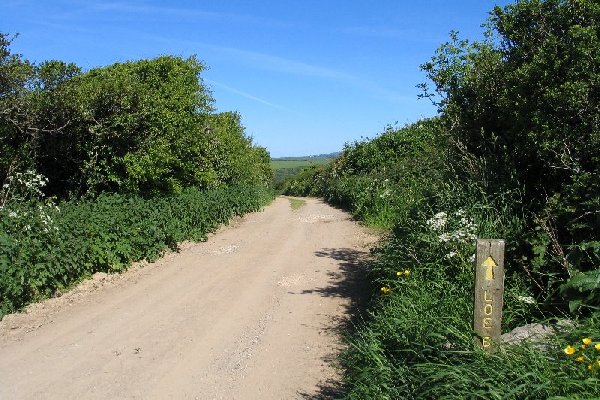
0, 197, 377, 399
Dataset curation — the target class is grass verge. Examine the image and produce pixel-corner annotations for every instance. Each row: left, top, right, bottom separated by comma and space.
287, 197, 307, 210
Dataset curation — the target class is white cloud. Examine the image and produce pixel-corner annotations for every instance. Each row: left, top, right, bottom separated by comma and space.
148, 36, 412, 104
204, 78, 289, 111
340, 25, 441, 44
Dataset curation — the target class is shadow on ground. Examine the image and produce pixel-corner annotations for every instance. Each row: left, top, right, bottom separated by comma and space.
296, 247, 374, 400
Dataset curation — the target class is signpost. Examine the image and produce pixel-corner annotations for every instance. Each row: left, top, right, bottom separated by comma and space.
473, 239, 505, 351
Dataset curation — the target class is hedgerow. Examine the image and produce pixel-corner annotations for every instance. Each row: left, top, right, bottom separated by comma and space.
0, 185, 274, 318
285, 0, 600, 397
0, 33, 274, 318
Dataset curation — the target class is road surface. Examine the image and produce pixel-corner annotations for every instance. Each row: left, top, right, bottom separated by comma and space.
0, 197, 376, 399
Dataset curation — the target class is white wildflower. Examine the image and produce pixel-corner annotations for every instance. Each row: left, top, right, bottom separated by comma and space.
379, 189, 391, 199
438, 232, 452, 242
427, 211, 448, 230
517, 296, 536, 304
445, 251, 457, 260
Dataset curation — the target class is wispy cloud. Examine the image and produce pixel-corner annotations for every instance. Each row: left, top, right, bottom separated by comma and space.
208, 45, 413, 103
204, 78, 289, 111
54, 0, 291, 28
340, 25, 441, 44
146, 35, 412, 104
210, 45, 354, 80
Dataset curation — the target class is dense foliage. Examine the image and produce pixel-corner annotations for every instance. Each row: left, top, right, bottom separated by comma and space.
0, 34, 274, 317
421, 0, 600, 313
0, 184, 273, 318
0, 34, 271, 199
271, 157, 335, 189
284, 0, 600, 397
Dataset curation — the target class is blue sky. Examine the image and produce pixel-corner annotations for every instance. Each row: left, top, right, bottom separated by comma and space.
2, 0, 511, 157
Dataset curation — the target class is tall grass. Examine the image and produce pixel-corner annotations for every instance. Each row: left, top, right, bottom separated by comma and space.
340, 195, 600, 398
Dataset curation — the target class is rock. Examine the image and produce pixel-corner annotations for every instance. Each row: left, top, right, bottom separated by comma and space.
500, 320, 574, 346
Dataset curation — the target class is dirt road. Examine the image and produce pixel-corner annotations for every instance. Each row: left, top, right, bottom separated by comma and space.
0, 197, 376, 399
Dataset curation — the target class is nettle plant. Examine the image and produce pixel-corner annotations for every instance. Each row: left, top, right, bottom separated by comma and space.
0, 170, 59, 235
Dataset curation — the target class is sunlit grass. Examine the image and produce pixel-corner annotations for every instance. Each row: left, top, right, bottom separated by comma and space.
287, 197, 306, 210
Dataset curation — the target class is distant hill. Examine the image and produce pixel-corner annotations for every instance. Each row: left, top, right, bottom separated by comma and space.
271, 152, 341, 161
270, 152, 340, 186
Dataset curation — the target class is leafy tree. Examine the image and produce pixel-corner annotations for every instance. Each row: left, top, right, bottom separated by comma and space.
421, 0, 600, 311
69, 55, 215, 195
1, 34, 84, 198
207, 111, 272, 187
0, 33, 35, 185
1, 35, 271, 200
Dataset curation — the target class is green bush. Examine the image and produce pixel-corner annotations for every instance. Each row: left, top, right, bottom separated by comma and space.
289, 2, 600, 396
1, 36, 272, 199
0, 185, 274, 318
284, 119, 447, 228
421, 0, 600, 311
340, 196, 600, 399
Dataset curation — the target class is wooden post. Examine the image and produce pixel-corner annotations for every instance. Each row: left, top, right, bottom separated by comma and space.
473, 239, 505, 351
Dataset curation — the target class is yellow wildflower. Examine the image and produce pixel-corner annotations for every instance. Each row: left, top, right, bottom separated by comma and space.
380, 287, 391, 294
575, 355, 585, 363
396, 271, 403, 277
583, 338, 593, 345
564, 345, 577, 355
588, 364, 594, 371
595, 343, 600, 351
581, 344, 588, 350
404, 269, 411, 276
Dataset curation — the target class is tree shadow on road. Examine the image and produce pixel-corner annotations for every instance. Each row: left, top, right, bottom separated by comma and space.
295, 247, 375, 400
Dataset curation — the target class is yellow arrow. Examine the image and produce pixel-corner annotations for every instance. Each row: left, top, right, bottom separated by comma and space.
482, 256, 497, 281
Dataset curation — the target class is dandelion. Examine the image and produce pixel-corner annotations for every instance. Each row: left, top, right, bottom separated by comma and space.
404, 269, 410, 276
380, 287, 391, 295
595, 343, 600, 351
588, 364, 594, 371
583, 338, 593, 345
575, 355, 585, 363
564, 345, 577, 355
